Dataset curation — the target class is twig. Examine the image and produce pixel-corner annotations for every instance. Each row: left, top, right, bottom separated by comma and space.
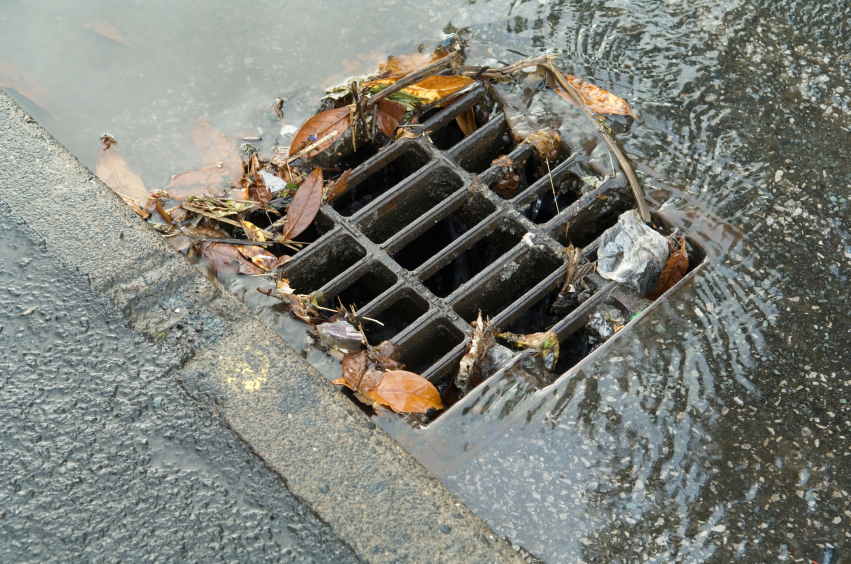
458, 55, 553, 78
155, 198, 173, 226
540, 62, 650, 223
285, 130, 339, 165
366, 50, 461, 107
546, 157, 559, 215
176, 236, 277, 246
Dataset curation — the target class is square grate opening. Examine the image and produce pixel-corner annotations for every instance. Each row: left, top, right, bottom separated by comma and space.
361, 289, 430, 346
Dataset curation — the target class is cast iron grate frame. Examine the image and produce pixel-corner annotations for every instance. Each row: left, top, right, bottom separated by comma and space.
278, 85, 709, 422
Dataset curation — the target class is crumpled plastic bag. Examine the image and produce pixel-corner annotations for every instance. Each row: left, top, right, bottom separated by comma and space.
597, 210, 668, 295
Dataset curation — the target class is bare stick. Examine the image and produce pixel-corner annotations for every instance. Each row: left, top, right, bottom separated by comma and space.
366, 50, 461, 107
540, 62, 650, 223
285, 130, 338, 165
458, 55, 553, 78
546, 157, 559, 215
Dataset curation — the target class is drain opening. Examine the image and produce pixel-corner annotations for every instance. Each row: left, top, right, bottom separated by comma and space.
423, 220, 526, 298
361, 290, 430, 345
450, 115, 514, 174
520, 172, 583, 224
397, 317, 465, 375
331, 143, 430, 216
358, 167, 464, 244
280, 234, 365, 293
323, 262, 396, 311
423, 101, 487, 151
552, 192, 633, 247
392, 194, 496, 271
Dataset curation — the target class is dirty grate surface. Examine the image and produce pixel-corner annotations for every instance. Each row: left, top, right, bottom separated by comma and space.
280, 86, 708, 422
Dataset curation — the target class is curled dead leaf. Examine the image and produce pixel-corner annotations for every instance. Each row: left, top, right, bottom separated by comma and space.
546, 72, 639, 119
82, 22, 131, 46
326, 169, 351, 202
200, 242, 265, 275
365, 370, 443, 413
95, 139, 148, 200
289, 107, 351, 158
375, 99, 407, 138
645, 237, 689, 300
281, 168, 323, 241
192, 121, 245, 186
165, 165, 230, 200
0, 61, 53, 109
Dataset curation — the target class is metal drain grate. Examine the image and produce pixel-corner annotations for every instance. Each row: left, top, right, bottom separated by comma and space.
279, 85, 708, 421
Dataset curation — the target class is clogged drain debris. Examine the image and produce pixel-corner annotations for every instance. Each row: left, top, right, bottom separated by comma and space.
98, 36, 703, 421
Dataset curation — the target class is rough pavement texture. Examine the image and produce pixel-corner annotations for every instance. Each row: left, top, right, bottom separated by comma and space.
0, 200, 359, 563
0, 90, 523, 564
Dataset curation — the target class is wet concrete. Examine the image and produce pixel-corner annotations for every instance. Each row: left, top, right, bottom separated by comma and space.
0, 200, 359, 563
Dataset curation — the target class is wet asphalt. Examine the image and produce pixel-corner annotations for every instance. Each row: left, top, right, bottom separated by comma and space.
0, 200, 359, 563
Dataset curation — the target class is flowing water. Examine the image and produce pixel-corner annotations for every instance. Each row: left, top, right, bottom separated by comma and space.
2, 0, 851, 562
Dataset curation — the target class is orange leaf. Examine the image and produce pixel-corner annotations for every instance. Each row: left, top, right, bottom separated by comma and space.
281, 168, 323, 241
192, 121, 245, 186
0, 61, 52, 110
365, 370, 442, 413
326, 169, 351, 202
376, 99, 406, 138
646, 238, 689, 299
366, 75, 474, 105
164, 164, 229, 200
339, 351, 384, 392
547, 73, 638, 119
82, 22, 131, 46
95, 142, 148, 200
289, 107, 350, 158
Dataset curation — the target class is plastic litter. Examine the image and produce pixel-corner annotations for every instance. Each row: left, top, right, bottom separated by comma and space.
597, 210, 668, 295
586, 304, 626, 349
316, 321, 364, 353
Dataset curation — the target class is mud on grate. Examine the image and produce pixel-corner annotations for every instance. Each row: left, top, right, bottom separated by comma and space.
278, 85, 709, 424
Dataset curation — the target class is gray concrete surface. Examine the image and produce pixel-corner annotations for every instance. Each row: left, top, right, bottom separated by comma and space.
0, 90, 524, 564
0, 200, 359, 563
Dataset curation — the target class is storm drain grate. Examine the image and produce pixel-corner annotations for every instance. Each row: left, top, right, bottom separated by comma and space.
279, 85, 708, 422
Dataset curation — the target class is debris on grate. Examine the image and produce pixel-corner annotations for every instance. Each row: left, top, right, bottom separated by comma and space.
102, 35, 712, 424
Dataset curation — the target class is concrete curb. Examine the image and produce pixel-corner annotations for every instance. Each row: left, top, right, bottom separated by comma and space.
0, 90, 524, 564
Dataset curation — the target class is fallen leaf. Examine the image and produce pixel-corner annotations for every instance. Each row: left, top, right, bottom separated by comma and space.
645, 237, 689, 299
164, 165, 230, 200
522, 129, 561, 163
498, 330, 560, 372
281, 167, 323, 241
366, 75, 474, 105
192, 121, 245, 186
455, 107, 478, 136
375, 99, 407, 138
337, 351, 383, 391
96, 140, 148, 200
366, 370, 443, 413
456, 311, 495, 396
237, 245, 286, 271
118, 193, 150, 219
0, 61, 52, 109
288, 107, 350, 158
82, 22, 131, 46
250, 154, 271, 207
241, 219, 266, 241
547, 72, 639, 119
200, 242, 265, 275
380, 52, 433, 77
490, 155, 521, 199
326, 169, 351, 202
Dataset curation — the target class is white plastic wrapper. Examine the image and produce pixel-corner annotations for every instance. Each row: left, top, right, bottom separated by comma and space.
597, 210, 669, 295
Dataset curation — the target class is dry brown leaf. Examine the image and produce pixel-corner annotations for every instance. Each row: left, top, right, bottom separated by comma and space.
288, 107, 350, 158
237, 245, 284, 271
281, 168, 323, 241
547, 72, 638, 118
366, 370, 443, 413
375, 99, 407, 138
200, 242, 265, 275
337, 351, 383, 392
645, 237, 689, 299
250, 154, 271, 207
456, 311, 495, 395
455, 108, 478, 136
366, 75, 474, 105
82, 22, 131, 46
0, 61, 52, 109
490, 155, 521, 199
96, 142, 148, 200
192, 121, 245, 186
118, 193, 150, 219
164, 165, 229, 200
326, 169, 351, 202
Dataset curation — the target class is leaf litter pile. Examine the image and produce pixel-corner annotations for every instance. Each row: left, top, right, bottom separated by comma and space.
95, 35, 691, 422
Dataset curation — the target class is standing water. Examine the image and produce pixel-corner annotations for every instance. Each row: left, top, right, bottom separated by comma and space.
2, 0, 851, 562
